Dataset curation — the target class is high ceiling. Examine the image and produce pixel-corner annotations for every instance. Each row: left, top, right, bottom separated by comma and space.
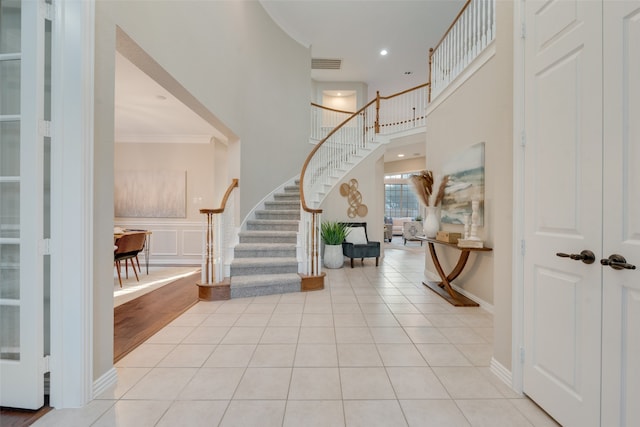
260, 0, 465, 96
116, 1, 466, 161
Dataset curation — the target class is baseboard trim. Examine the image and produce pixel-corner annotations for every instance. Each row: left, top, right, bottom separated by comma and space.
490, 357, 512, 388
92, 367, 117, 399
423, 271, 494, 313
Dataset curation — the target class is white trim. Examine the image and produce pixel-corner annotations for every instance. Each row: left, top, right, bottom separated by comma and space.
115, 134, 213, 144
426, 41, 496, 115
490, 357, 516, 391
92, 368, 117, 399
48, 0, 95, 408
423, 271, 494, 313
511, 0, 526, 395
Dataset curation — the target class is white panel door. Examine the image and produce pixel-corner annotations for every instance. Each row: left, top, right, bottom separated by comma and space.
0, 0, 46, 409
522, 0, 603, 425
602, 2, 640, 426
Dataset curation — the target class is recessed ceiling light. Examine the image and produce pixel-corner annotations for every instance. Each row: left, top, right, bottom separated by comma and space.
397, 153, 405, 158
156, 95, 167, 100
337, 92, 342, 96
380, 49, 388, 56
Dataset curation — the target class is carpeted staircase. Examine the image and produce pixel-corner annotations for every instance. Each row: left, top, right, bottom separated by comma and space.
230, 182, 302, 298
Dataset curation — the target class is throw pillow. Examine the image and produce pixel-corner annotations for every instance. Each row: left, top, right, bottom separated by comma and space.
345, 227, 368, 244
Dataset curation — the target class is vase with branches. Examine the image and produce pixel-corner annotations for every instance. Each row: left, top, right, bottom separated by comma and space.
409, 170, 449, 238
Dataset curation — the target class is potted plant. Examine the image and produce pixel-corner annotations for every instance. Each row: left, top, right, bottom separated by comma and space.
321, 221, 349, 269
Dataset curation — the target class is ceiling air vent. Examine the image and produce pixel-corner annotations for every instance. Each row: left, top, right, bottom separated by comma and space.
312, 58, 342, 70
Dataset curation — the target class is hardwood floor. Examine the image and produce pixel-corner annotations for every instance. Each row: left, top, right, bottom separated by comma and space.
0, 270, 200, 427
0, 397, 52, 427
114, 270, 200, 362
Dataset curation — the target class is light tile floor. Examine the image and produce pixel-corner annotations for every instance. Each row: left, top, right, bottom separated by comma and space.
35, 243, 559, 426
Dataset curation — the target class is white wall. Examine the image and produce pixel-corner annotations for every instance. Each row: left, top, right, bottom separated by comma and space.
424, 1, 513, 369
94, 0, 311, 382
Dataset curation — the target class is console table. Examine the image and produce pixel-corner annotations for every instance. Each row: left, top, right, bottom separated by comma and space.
417, 237, 492, 307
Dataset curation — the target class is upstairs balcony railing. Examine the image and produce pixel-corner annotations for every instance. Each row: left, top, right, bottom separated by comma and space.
429, 0, 496, 101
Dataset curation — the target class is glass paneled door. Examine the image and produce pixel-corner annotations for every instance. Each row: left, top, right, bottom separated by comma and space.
0, 0, 49, 409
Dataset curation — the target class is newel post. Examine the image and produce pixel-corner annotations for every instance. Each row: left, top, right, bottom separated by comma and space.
196, 208, 230, 300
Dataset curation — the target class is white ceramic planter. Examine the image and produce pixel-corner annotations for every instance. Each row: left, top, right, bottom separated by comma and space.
323, 244, 344, 269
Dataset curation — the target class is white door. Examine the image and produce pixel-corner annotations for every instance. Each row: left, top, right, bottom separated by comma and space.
0, 0, 48, 409
601, 2, 640, 426
522, 0, 603, 425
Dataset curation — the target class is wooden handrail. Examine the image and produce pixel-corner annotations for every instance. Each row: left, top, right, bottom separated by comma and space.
200, 178, 239, 215
310, 102, 355, 115
300, 99, 376, 214
430, 0, 472, 55
377, 82, 430, 100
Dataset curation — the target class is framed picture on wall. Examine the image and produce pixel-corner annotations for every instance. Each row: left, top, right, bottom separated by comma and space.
440, 142, 485, 225
114, 170, 187, 218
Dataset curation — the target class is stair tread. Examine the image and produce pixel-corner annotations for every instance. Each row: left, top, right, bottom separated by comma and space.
247, 219, 299, 224
239, 230, 297, 236
232, 257, 298, 265
235, 243, 296, 249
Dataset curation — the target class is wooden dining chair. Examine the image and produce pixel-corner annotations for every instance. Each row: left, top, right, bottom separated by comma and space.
114, 232, 147, 287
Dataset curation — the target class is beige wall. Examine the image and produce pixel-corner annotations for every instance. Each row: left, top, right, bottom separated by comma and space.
320, 148, 386, 246
384, 157, 426, 175
93, 0, 311, 381
424, 1, 513, 369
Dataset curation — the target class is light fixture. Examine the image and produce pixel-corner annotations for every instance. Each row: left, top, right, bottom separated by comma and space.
397, 153, 405, 158
380, 49, 388, 56
337, 92, 342, 96
156, 95, 167, 100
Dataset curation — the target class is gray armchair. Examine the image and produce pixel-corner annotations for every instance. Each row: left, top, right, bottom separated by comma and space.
340, 222, 380, 268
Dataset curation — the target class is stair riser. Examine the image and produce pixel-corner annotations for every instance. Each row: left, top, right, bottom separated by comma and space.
234, 248, 297, 258
230, 282, 300, 298
284, 186, 300, 193
265, 202, 300, 210
247, 222, 298, 231
231, 264, 298, 275
239, 235, 297, 244
255, 211, 300, 220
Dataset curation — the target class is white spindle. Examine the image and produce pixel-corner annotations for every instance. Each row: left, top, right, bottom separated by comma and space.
428, 0, 495, 101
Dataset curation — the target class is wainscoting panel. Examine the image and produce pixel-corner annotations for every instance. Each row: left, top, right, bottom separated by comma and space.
115, 220, 202, 265
182, 230, 204, 256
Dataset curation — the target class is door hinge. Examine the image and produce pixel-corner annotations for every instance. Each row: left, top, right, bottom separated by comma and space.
520, 347, 525, 363
520, 131, 526, 147
39, 238, 51, 255
41, 0, 54, 20
521, 22, 526, 39
41, 355, 51, 374
40, 120, 52, 138
520, 239, 526, 256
